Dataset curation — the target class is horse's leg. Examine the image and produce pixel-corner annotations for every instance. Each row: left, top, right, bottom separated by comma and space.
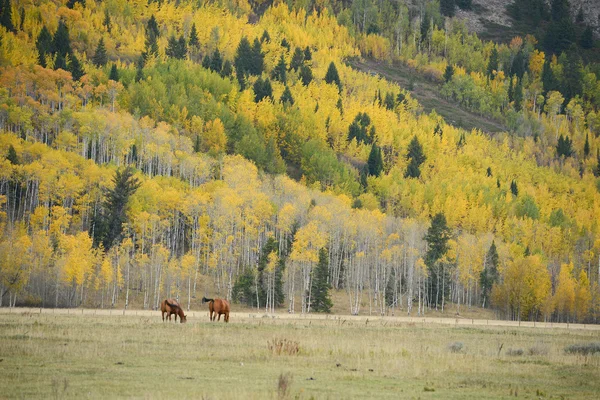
162, 311, 165, 321
218, 313, 221, 322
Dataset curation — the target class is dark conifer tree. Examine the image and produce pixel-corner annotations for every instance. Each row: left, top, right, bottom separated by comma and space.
202, 54, 211, 69
92, 167, 141, 250
53, 20, 72, 59
69, 53, 85, 81
443, 64, 454, 83
324, 61, 341, 90
290, 47, 304, 71
424, 213, 452, 308
405, 136, 426, 178
440, 0, 455, 17
260, 29, 270, 43
0, 0, 15, 32
561, 46, 583, 102
280, 85, 294, 106
221, 59, 233, 78
176, 35, 187, 59
92, 37, 108, 67
103, 9, 111, 33
367, 143, 383, 177
541, 57, 558, 95
487, 47, 499, 78
510, 180, 519, 196
303, 46, 312, 61
280, 37, 290, 49
210, 49, 222, 73
480, 241, 499, 307
251, 38, 264, 75
109, 63, 118, 81
188, 23, 199, 48
594, 150, 600, 177
165, 35, 178, 58
584, 133, 590, 158
383, 92, 395, 110
36, 26, 53, 67
135, 56, 144, 82
486, 167, 492, 177
310, 248, 333, 313
299, 64, 313, 86
253, 77, 273, 102
580, 26, 594, 49
271, 54, 287, 82
6, 144, 18, 165
514, 78, 523, 111
234, 36, 252, 87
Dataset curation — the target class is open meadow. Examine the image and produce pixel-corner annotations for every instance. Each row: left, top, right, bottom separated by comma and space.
1, 309, 599, 399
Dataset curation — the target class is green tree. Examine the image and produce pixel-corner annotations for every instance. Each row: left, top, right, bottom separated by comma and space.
367, 143, 383, 177
209, 49, 222, 73
280, 85, 294, 106
303, 46, 312, 61
103, 9, 111, 33
514, 78, 523, 111
324, 61, 342, 91
424, 213, 452, 309
234, 36, 252, 87
232, 269, 256, 307
36, 26, 52, 67
561, 46, 583, 102
92, 167, 141, 250
556, 134, 573, 158
188, 23, 199, 48
271, 54, 287, 82
260, 29, 270, 43
443, 64, 454, 83
92, 37, 108, 67
0, 0, 15, 32
221, 59, 233, 78
290, 47, 304, 71
253, 77, 273, 102
299, 64, 313, 86
250, 38, 264, 75
383, 92, 395, 110
310, 248, 333, 313
594, 150, 600, 177
542, 57, 558, 94
68, 53, 84, 81
108, 63, 118, 81
440, 0, 455, 17
404, 136, 426, 178
584, 133, 590, 158
480, 241, 499, 308
143, 15, 159, 60
53, 20, 72, 59
487, 47, 499, 78
580, 26, 594, 49
6, 144, 18, 165
510, 180, 519, 196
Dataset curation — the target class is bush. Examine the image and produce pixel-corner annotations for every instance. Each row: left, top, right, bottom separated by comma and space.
448, 342, 464, 353
564, 343, 600, 356
507, 348, 524, 356
528, 345, 549, 356
268, 338, 300, 355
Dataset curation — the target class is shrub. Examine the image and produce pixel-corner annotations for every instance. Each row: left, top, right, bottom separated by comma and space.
448, 342, 464, 353
268, 338, 300, 356
507, 348, 524, 356
564, 343, 600, 355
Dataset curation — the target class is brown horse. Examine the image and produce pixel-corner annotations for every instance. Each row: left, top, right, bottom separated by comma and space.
161, 299, 187, 323
202, 297, 230, 322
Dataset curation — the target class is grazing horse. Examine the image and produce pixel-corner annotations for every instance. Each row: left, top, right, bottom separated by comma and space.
161, 299, 187, 323
202, 297, 230, 323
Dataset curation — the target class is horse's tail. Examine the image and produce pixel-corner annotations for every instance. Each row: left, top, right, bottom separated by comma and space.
202, 297, 214, 304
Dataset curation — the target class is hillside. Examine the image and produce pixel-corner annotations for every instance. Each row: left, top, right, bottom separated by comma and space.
0, 0, 599, 324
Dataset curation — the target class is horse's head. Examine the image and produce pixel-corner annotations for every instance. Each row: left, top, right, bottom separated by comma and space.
201, 297, 208, 304
180, 314, 187, 323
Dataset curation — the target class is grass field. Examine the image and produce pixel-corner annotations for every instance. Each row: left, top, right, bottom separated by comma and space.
1, 309, 599, 399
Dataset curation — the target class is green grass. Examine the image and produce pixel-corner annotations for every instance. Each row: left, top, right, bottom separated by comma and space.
1, 311, 600, 398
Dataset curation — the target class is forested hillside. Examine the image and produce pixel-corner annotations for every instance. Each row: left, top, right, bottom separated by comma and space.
0, 0, 599, 323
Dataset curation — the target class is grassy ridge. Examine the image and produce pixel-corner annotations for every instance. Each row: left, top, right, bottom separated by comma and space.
1, 312, 599, 398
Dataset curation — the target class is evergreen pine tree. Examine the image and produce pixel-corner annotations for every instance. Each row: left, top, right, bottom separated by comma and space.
202, 54, 211, 69
384, 92, 395, 110
584, 133, 590, 158
507, 76, 514, 103
510, 50, 526, 80
68, 53, 84, 81
486, 166, 492, 177
176, 35, 187, 59
290, 47, 304, 71
404, 135, 426, 179
324, 61, 341, 90
135, 56, 144, 82
103, 9, 111, 33
109, 63, 118, 81
420, 11, 430, 44
299, 64, 313, 86
36, 26, 53, 67
92, 37, 108, 67
424, 213, 452, 308
260, 29, 270, 43
303, 46, 312, 61
280, 37, 290, 49
562, 46, 583, 102
271, 54, 287, 82
594, 150, 600, 177
514, 78, 523, 111
456, 0, 472, 10
53, 20, 72, 59
367, 143, 383, 177
480, 241, 499, 307
209, 48, 222, 73
0, 0, 15, 32
250, 38, 264, 75
280, 85, 294, 106
194, 135, 201, 153
234, 36, 252, 87
54, 53, 67, 70
93, 167, 141, 250
541, 57, 557, 94
188, 23, 199, 48
6, 144, 18, 165
443, 64, 454, 83
440, 0, 455, 17
310, 248, 333, 313
457, 132, 466, 148
580, 26, 594, 49
166, 35, 178, 58
510, 180, 519, 196
143, 15, 159, 60
221, 59, 233, 78
253, 77, 273, 102
487, 47, 499, 78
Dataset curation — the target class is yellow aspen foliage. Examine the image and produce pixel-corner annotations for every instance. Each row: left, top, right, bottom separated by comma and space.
554, 263, 576, 321
574, 270, 591, 322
